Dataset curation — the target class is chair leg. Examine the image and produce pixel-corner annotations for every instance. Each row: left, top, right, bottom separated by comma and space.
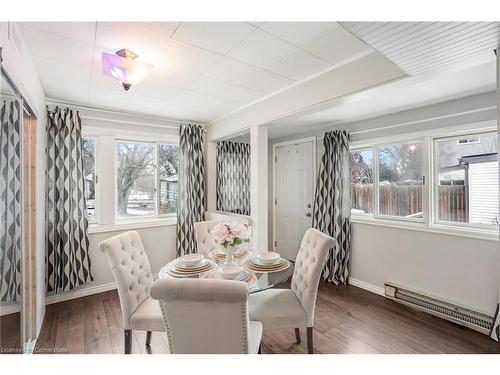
306, 327, 313, 354
258, 344, 262, 354
294, 328, 301, 344
124, 330, 132, 354
145, 331, 152, 347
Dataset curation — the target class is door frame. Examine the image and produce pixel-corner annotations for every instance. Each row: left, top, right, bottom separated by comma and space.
272, 136, 317, 252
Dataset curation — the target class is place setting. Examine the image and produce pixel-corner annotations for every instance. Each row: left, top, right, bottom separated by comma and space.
165, 253, 217, 277
201, 264, 257, 287
208, 247, 251, 262
245, 252, 290, 273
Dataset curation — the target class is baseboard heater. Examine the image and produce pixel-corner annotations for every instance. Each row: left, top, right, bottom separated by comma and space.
384, 282, 494, 335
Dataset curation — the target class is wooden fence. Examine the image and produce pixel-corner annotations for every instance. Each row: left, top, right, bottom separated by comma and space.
351, 183, 467, 221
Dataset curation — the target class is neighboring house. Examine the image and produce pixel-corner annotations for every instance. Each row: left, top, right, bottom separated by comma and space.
160, 174, 178, 205
438, 137, 498, 225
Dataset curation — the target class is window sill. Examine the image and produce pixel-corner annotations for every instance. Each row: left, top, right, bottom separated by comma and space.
88, 217, 177, 234
351, 216, 498, 242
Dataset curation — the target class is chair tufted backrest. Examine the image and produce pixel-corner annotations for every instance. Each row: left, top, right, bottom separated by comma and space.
291, 228, 336, 327
151, 278, 251, 354
99, 231, 154, 329
194, 220, 223, 255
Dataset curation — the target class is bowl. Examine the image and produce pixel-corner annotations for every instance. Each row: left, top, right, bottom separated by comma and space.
256, 252, 281, 265
219, 265, 244, 279
179, 253, 204, 267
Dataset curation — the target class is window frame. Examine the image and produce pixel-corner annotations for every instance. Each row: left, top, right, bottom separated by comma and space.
350, 138, 426, 223
349, 121, 498, 240
82, 135, 98, 224
432, 130, 498, 232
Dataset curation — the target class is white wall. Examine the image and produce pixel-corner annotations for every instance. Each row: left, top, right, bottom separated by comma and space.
269, 93, 500, 316
1, 22, 47, 335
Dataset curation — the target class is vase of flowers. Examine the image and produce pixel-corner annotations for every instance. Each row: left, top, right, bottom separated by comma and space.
211, 222, 250, 265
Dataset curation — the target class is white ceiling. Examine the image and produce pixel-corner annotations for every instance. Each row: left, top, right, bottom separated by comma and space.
341, 22, 500, 75
19, 21, 371, 122
267, 53, 497, 139
18, 21, 500, 129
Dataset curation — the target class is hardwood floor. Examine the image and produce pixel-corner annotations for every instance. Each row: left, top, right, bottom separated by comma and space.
35, 282, 500, 354
0, 312, 21, 354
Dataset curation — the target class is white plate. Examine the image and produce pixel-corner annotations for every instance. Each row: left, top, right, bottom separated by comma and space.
175, 258, 210, 270
179, 253, 204, 267
255, 252, 281, 265
219, 265, 244, 279
250, 257, 286, 267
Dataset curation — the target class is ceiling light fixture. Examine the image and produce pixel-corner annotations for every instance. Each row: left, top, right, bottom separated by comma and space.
101, 49, 154, 91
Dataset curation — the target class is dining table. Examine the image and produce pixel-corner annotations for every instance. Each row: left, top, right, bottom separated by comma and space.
158, 249, 295, 293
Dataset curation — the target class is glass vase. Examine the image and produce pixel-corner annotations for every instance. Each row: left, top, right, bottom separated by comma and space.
223, 244, 239, 265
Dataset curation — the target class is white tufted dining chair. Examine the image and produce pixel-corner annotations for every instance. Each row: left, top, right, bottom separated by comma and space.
99, 231, 165, 354
194, 220, 222, 255
248, 228, 335, 354
151, 278, 263, 354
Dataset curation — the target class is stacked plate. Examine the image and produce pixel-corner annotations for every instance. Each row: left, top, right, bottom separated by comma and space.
208, 248, 250, 261
202, 269, 257, 287
167, 258, 216, 277
246, 254, 290, 273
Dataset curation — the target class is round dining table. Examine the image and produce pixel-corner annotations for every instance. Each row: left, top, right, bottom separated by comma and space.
158, 251, 294, 294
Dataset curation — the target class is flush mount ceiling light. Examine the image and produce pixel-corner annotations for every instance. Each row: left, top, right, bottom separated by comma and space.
101, 49, 154, 91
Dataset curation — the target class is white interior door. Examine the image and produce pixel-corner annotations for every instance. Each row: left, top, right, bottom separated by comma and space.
275, 140, 314, 261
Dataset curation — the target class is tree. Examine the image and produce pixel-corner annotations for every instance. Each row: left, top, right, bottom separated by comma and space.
116, 142, 155, 215
350, 151, 373, 184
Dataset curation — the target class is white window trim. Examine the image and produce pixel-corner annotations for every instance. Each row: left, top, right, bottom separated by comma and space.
88, 217, 177, 234
82, 135, 98, 224
431, 130, 498, 232
349, 121, 498, 241
82, 129, 180, 230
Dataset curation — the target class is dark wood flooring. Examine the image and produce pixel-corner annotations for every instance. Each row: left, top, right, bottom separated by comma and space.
35, 282, 500, 354
0, 312, 21, 354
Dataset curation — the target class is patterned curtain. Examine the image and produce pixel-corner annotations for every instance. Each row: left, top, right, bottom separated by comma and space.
312, 130, 351, 284
491, 304, 499, 341
46, 107, 93, 293
0, 99, 21, 302
216, 141, 250, 215
177, 124, 206, 256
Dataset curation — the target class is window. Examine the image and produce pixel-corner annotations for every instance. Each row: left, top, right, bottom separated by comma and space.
158, 143, 179, 215
378, 143, 423, 219
350, 149, 374, 214
434, 132, 498, 228
350, 142, 423, 221
82, 137, 97, 222
116, 140, 179, 220
116, 140, 156, 219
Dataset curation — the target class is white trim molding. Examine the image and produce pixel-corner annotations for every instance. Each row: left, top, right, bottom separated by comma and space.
348, 277, 385, 296
45, 273, 160, 306
88, 218, 177, 234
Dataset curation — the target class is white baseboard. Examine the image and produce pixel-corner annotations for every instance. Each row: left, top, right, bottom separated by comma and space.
45, 273, 159, 305
348, 277, 385, 296
0, 304, 21, 316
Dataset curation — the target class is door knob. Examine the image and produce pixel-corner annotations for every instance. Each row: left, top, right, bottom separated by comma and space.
306, 212, 311, 217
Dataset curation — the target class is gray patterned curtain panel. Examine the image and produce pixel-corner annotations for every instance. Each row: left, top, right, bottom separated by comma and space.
177, 124, 206, 257
0, 99, 21, 302
312, 130, 351, 285
216, 141, 250, 216
46, 107, 93, 294
491, 300, 500, 341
